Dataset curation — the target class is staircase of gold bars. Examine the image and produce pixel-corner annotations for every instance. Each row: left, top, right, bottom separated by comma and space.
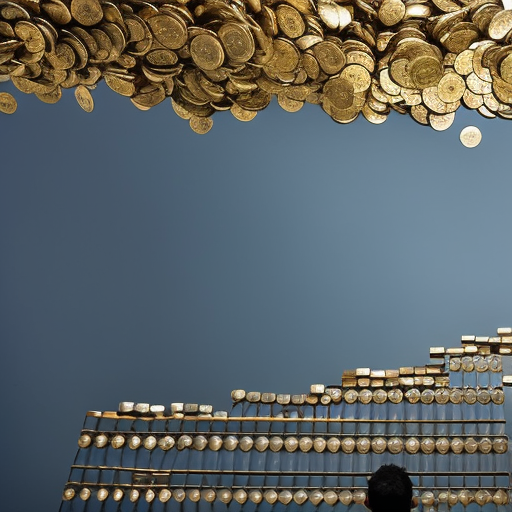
60, 326, 512, 512
1, 0, 512, 132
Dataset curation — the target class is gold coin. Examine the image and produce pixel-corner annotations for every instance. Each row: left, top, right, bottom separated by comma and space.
429, 112, 455, 131
41, 0, 72, 25
147, 14, 188, 50
313, 40, 346, 75
323, 76, 354, 110
266, 38, 300, 73
0, 92, 17, 114
362, 103, 388, 124
340, 64, 371, 93
171, 98, 192, 119
276, 5, 305, 39
218, 23, 255, 63
277, 93, 304, 112
190, 34, 224, 71
230, 104, 257, 121
488, 10, 512, 41
36, 86, 62, 104
409, 55, 443, 89
14, 21, 46, 53
440, 22, 479, 54
70, 0, 104, 26
460, 125, 482, 148
104, 74, 135, 97
454, 49, 474, 76
75, 84, 94, 112
466, 72, 492, 95
500, 53, 512, 84
438, 72, 465, 102
189, 115, 213, 134
411, 104, 429, 125
379, 0, 406, 26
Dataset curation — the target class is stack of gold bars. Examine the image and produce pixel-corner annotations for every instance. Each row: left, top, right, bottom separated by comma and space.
0, 0, 512, 132
60, 326, 512, 511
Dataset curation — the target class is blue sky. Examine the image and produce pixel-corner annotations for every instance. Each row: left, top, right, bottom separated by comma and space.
1, 81, 511, 512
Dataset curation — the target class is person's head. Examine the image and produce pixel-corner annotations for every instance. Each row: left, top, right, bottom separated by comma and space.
366, 464, 413, 512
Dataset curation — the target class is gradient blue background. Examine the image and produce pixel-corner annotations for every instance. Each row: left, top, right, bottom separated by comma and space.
1, 80, 511, 512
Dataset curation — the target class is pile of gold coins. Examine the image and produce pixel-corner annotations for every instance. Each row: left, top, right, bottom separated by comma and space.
0, 0, 511, 133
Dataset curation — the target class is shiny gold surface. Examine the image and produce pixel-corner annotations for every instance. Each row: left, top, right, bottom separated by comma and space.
1, 0, 512, 132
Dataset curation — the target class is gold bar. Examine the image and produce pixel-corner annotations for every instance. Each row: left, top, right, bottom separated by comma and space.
310, 384, 325, 394
415, 367, 426, 375
464, 345, 478, 354
357, 378, 370, 387
276, 394, 290, 405
183, 403, 199, 414
503, 376, 512, 386
385, 369, 399, 378
501, 337, 512, 344
291, 394, 306, 405
414, 376, 424, 386
499, 347, 512, 355
356, 368, 370, 377
497, 327, 512, 335
399, 377, 414, 386
199, 404, 213, 414
342, 378, 357, 387
461, 335, 476, 344
385, 378, 399, 387
478, 346, 491, 355
370, 370, 385, 378
246, 392, 261, 402
446, 347, 464, 355
475, 336, 489, 344
399, 367, 414, 375
425, 365, 442, 374
430, 347, 445, 356
261, 393, 276, 403
423, 376, 434, 386
342, 370, 356, 378
370, 379, 384, 387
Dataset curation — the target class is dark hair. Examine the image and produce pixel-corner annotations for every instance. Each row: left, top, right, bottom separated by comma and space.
368, 464, 413, 512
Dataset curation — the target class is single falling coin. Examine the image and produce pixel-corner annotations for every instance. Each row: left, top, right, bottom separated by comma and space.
459, 126, 482, 148
75, 85, 94, 112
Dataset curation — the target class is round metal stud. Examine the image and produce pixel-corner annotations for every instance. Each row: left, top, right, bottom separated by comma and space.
339, 490, 353, 505
341, 437, 355, 453
373, 388, 387, 404
78, 434, 92, 448
405, 437, 420, 454
421, 437, 435, 454
464, 388, 477, 404
249, 490, 263, 503
461, 356, 475, 372
144, 435, 157, 450
145, 490, 155, 503
192, 435, 207, 451
255, 436, 269, 451
324, 491, 338, 505
464, 437, 478, 454
372, 437, 386, 454
129, 436, 141, 450
388, 388, 403, 403
188, 489, 201, 502
436, 437, 450, 454
278, 490, 293, 504
309, 490, 324, 505
421, 492, 435, 506
111, 435, 125, 448
63, 488, 75, 501
284, 436, 299, 452
491, 388, 504, 405
479, 437, 492, 454
451, 437, 464, 454
449, 357, 461, 371
208, 435, 222, 451
223, 435, 238, 451
435, 388, 450, 404
356, 437, 371, 454
299, 437, 313, 452
173, 489, 186, 502
158, 436, 175, 450
477, 389, 491, 404
353, 490, 366, 504
344, 389, 358, 404
177, 435, 193, 450
80, 488, 91, 501
159, 489, 171, 503
405, 388, 420, 403
313, 437, 326, 452
450, 389, 463, 404
269, 436, 283, 451
327, 437, 340, 453
359, 389, 372, 404
218, 489, 232, 503
264, 490, 278, 504
293, 490, 308, 505
113, 489, 124, 502
421, 389, 434, 404
129, 490, 139, 502
239, 436, 253, 452
387, 437, 403, 454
